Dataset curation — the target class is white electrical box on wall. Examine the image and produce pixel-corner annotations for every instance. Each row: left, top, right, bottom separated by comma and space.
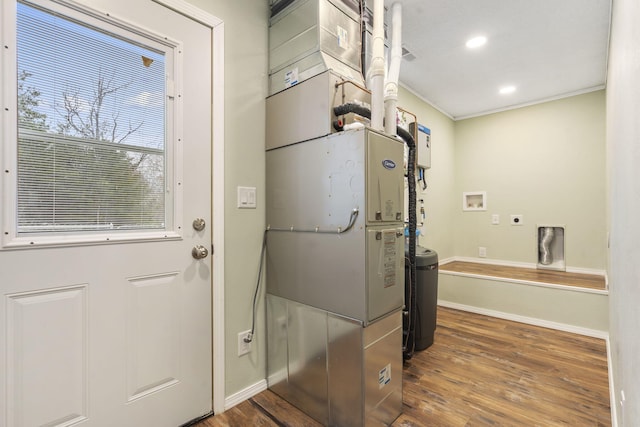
410, 122, 431, 169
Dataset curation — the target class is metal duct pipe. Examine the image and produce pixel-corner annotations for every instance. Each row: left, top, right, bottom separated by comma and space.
369, 0, 385, 131
539, 227, 555, 265
384, 2, 402, 135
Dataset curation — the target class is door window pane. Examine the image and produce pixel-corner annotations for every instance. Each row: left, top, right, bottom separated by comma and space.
16, 1, 167, 234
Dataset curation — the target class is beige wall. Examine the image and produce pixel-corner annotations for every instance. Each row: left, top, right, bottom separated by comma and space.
453, 91, 607, 270
398, 86, 456, 260
186, 0, 269, 399
397, 87, 607, 270
607, 0, 640, 422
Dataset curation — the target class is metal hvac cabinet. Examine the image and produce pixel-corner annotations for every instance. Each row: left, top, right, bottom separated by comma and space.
266, 295, 403, 427
266, 128, 405, 426
266, 128, 405, 324
268, 0, 363, 95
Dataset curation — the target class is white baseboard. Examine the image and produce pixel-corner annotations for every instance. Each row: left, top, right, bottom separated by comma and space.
224, 379, 267, 411
438, 300, 609, 339
607, 337, 618, 427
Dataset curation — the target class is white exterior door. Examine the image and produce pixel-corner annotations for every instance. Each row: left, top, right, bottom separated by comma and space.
0, 0, 214, 425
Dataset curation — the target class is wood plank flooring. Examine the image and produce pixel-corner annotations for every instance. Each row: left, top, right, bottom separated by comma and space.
196, 307, 611, 427
439, 261, 606, 291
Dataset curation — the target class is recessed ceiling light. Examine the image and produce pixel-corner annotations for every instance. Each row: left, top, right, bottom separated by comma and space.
466, 36, 487, 49
499, 85, 516, 95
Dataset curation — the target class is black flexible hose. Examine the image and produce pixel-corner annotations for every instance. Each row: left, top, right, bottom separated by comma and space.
246, 229, 268, 343
333, 103, 372, 119
397, 126, 417, 360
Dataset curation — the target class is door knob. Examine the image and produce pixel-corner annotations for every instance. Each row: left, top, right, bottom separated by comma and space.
192, 245, 209, 260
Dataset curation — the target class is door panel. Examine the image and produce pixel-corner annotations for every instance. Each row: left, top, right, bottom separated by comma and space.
126, 272, 180, 402
0, 1, 213, 425
7, 286, 88, 427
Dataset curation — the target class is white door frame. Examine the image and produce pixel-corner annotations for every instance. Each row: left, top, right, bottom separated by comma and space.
154, 0, 225, 415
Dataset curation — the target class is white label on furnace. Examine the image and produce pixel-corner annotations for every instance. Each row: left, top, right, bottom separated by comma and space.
284, 68, 299, 88
337, 25, 348, 49
379, 363, 391, 389
383, 231, 396, 288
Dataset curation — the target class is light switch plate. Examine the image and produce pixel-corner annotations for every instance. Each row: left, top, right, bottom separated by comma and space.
237, 186, 257, 209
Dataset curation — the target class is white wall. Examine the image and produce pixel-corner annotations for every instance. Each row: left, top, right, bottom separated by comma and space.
607, 0, 640, 423
185, 0, 269, 399
398, 86, 456, 260
453, 91, 607, 270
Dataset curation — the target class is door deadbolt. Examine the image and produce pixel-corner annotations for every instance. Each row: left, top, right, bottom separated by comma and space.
192, 245, 209, 260
192, 218, 206, 231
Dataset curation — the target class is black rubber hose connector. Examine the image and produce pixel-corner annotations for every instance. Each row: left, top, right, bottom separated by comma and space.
333, 103, 372, 119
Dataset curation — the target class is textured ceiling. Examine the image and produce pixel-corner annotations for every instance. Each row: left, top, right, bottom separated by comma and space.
391, 0, 611, 119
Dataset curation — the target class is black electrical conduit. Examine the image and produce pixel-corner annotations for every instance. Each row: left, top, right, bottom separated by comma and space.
332, 103, 418, 360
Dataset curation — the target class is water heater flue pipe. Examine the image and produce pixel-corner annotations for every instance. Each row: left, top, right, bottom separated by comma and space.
384, 2, 402, 136
369, 0, 385, 131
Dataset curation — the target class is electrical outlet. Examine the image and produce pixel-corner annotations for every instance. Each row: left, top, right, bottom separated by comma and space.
479, 247, 487, 258
491, 214, 500, 225
238, 330, 252, 356
510, 214, 523, 225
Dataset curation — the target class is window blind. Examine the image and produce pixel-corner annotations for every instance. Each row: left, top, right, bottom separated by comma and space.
16, 1, 167, 234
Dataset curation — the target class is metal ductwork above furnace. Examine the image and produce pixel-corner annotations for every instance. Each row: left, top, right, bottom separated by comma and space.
268, 0, 365, 95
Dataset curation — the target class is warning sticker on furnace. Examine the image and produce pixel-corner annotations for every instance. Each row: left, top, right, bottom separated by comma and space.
379, 363, 391, 389
383, 231, 396, 288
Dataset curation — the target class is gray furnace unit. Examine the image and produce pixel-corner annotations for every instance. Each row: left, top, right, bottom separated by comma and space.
266, 84, 405, 425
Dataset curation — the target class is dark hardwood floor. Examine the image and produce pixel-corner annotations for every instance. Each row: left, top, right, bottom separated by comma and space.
197, 307, 611, 426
